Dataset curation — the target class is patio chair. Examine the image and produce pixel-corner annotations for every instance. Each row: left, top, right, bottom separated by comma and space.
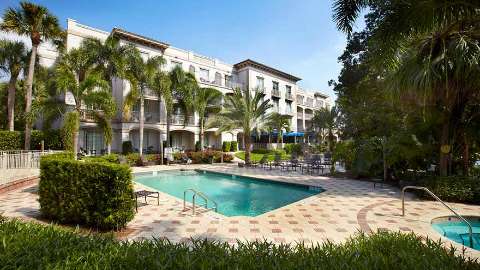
267, 153, 284, 170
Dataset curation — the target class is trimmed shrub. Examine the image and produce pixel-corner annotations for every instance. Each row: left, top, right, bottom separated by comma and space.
122, 141, 133, 154
230, 141, 238, 151
82, 154, 119, 164
0, 219, 478, 270
252, 148, 270, 154
125, 153, 141, 166
186, 150, 224, 164
195, 141, 201, 151
39, 156, 135, 230
222, 141, 231, 152
284, 143, 302, 157
0, 131, 22, 150
223, 153, 233, 162
417, 176, 480, 204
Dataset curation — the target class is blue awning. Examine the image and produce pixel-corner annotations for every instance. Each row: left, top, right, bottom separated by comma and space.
284, 132, 304, 137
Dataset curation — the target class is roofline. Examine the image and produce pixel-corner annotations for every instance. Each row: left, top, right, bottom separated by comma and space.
111, 28, 169, 51
233, 59, 301, 82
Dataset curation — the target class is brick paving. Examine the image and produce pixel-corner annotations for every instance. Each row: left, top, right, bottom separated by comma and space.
0, 163, 479, 259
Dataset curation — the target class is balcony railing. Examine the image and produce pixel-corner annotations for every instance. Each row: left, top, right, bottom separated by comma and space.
200, 78, 244, 89
80, 109, 97, 122
131, 111, 160, 123
143, 88, 158, 97
297, 113, 303, 119
170, 114, 195, 125
305, 113, 313, 120
285, 92, 293, 100
271, 88, 280, 98
305, 99, 314, 107
297, 99, 304, 106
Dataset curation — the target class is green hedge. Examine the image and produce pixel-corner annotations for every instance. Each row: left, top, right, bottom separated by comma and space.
230, 141, 238, 151
0, 130, 22, 150
0, 219, 478, 270
122, 141, 133, 154
222, 141, 231, 152
82, 154, 120, 164
284, 143, 302, 156
418, 176, 480, 204
39, 155, 135, 230
0, 130, 64, 150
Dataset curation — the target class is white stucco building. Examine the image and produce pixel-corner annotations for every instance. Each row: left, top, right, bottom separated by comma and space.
35, 19, 332, 154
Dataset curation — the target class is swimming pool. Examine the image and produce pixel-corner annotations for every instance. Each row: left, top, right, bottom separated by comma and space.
431, 216, 480, 250
134, 170, 324, 217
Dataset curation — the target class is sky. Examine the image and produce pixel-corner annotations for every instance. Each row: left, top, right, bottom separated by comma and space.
0, 0, 366, 100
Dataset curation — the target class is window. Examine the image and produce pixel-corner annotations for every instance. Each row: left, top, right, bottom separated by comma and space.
225, 75, 232, 87
200, 68, 209, 82
189, 65, 195, 74
286, 85, 292, 94
256, 76, 264, 89
215, 72, 222, 85
286, 101, 292, 113
171, 60, 182, 68
272, 99, 279, 112
272, 81, 279, 91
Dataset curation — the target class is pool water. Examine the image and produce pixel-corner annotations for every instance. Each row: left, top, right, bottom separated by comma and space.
432, 219, 480, 250
134, 170, 323, 217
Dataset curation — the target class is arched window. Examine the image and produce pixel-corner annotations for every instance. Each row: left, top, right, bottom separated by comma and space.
215, 72, 222, 86
189, 65, 195, 74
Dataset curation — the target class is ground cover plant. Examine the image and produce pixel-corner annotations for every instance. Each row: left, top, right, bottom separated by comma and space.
235, 149, 290, 162
0, 218, 478, 270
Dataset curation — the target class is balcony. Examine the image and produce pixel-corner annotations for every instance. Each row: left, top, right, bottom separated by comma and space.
305, 99, 314, 107
297, 113, 303, 119
305, 113, 313, 120
285, 92, 293, 100
131, 111, 160, 123
170, 114, 195, 125
143, 88, 158, 98
79, 109, 97, 122
271, 88, 280, 98
200, 77, 244, 90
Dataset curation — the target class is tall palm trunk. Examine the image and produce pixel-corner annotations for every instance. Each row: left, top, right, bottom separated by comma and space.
24, 44, 38, 150
139, 93, 144, 156
439, 121, 450, 176
199, 117, 205, 150
166, 110, 171, 147
244, 131, 251, 164
463, 132, 469, 176
7, 76, 17, 131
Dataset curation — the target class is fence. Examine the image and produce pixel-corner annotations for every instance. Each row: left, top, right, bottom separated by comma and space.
0, 150, 62, 186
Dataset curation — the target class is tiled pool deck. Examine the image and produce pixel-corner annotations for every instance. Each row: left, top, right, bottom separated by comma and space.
1, 163, 479, 259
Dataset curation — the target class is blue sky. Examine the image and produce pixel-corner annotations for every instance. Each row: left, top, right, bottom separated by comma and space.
1, 0, 365, 100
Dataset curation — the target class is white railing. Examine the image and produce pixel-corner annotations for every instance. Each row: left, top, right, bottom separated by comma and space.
0, 150, 62, 186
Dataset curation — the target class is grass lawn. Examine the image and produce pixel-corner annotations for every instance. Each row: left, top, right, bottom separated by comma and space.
235, 151, 290, 162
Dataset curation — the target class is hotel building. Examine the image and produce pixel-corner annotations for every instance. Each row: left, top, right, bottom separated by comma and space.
36, 19, 332, 154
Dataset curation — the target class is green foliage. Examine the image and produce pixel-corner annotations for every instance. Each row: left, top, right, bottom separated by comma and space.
230, 141, 238, 152
186, 150, 224, 164
42, 152, 75, 161
39, 155, 135, 230
122, 141, 133, 154
0, 130, 22, 150
125, 153, 141, 166
222, 141, 231, 152
61, 111, 79, 152
0, 219, 478, 270
195, 141, 201, 151
333, 140, 354, 170
235, 150, 289, 162
417, 176, 480, 204
284, 143, 302, 157
82, 154, 119, 164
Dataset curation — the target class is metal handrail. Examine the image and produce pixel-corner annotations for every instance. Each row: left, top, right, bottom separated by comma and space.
183, 188, 218, 215
401, 186, 473, 248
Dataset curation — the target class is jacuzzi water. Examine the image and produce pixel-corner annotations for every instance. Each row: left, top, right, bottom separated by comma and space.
431, 218, 480, 250
134, 170, 324, 217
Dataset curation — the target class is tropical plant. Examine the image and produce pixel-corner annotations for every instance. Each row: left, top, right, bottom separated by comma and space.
191, 87, 222, 150
333, 0, 480, 175
123, 53, 164, 156
264, 112, 291, 144
1, 1, 63, 149
0, 39, 28, 131
207, 87, 272, 164
81, 36, 138, 154
167, 65, 198, 147
55, 48, 116, 158
312, 106, 339, 152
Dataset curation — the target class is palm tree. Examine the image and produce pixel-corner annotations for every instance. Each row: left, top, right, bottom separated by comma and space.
190, 87, 223, 150
55, 48, 116, 158
264, 112, 291, 144
123, 54, 165, 156
312, 106, 339, 152
82, 36, 138, 154
1, 1, 62, 149
0, 39, 28, 131
207, 87, 272, 164
333, 0, 480, 175
167, 66, 197, 147
149, 69, 171, 164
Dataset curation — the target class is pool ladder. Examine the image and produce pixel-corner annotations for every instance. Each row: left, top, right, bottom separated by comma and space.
402, 186, 474, 248
183, 188, 218, 215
